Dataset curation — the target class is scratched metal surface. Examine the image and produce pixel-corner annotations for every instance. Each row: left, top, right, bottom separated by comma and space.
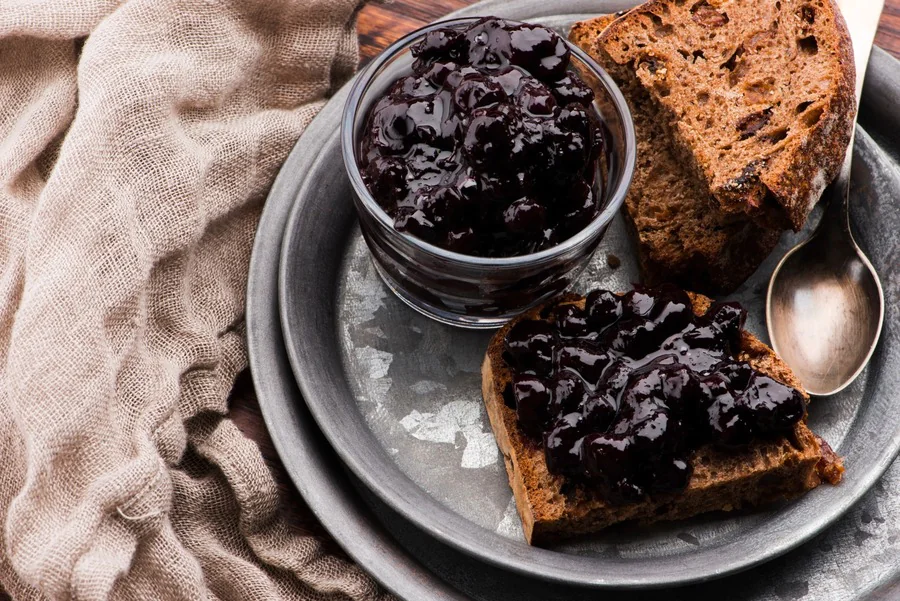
275, 1, 900, 595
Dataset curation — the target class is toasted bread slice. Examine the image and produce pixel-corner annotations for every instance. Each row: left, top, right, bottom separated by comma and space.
482, 292, 842, 545
590, 0, 855, 231
571, 14, 781, 294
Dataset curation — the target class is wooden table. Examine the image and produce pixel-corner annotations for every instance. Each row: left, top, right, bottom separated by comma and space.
230, 0, 900, 542
357, 1, 900, 62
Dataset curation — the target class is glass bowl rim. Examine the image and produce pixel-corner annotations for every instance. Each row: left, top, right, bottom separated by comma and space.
341, 16, 636, 268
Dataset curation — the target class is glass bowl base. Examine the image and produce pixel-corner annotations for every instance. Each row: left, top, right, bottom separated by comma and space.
370, 259, 512, 330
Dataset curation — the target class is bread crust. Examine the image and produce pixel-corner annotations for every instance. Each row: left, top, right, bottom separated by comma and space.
591, 0, 856, 231
482, 292, 841, 545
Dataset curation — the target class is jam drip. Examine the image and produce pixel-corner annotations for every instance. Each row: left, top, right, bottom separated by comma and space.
503, 286, 807, 505
360, 17, 605, 257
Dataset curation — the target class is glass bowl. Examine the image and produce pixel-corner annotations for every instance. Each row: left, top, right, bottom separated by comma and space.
341, 17, 636, 329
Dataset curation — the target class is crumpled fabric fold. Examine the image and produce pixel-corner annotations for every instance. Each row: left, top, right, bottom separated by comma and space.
0, 0, 391, 599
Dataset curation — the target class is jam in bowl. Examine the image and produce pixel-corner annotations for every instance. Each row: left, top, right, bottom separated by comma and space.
342, 16, 636, 328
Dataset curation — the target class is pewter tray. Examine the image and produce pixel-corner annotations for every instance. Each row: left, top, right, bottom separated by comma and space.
268, 0, 900, 590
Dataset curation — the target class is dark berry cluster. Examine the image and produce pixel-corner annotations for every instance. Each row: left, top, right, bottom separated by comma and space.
359, 17, 605, 257
503, 286, 807, 505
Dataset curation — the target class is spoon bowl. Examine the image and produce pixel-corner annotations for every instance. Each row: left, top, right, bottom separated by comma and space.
766, 200, 885, 396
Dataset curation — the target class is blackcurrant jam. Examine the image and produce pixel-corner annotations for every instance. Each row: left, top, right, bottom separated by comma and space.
359, 17, 606, 257
503, 285, 807, 505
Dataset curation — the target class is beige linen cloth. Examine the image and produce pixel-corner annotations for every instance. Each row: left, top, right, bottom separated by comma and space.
0, 0, 394, 599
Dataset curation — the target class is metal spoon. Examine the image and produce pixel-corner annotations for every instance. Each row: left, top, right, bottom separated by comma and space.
766, 0, 886, 397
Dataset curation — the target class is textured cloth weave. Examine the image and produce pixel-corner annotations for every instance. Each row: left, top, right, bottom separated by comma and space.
0, 1, 392, 599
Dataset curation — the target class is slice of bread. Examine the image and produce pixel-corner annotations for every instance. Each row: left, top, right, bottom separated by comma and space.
481, 292, 843, 545
590, 0, 856, 231
571, 14, 781, 294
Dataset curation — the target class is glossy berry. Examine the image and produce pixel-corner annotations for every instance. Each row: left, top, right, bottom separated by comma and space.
502, 197, 546, 234
411, 29, 467, 72
516, 79, 558, 116
418, 186, 467, 226
463, 106, 519, 170
549, 372, 588, 417
465, 18, 513, 69
557, 103, 590, 135
598, 359, 633, 391
583, 433, 632, 484
551, 130, 588, 173
421, 61, 460, 86
556, 340, 611, 386
659, 364, 702, 411
478, 170, 525, 202
717, 361, 754, 391
630, 411, 680, 456
453, 74, 506, 112
514, 374, 553, 436
544, 412, 588, 475
508, 24, 571, 80
393, 207, 436, 242
703, 374, 754, 448
364, 156, 408, 210
585, 289, 623, 330
389, 75, 438, 99
555, 304, 589, 338
493, 66, 526, 95
706, 302, 747, 351
504, 319, 555, 376
621, 288, 657, 319
741, 374, 806, 433
455, 169, 480, 202
558, 181, 598, 239
444, 226, 477, 254
553, 73, 595, 106
368, 101, 416, 152
580, 388, 618, 432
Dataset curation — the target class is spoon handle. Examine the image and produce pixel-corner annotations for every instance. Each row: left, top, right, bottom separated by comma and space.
818, 143, 853, 240
836, 0, 885, 104
818, 0, 884, 237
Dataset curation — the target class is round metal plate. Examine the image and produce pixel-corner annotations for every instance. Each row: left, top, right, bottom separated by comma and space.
269, 0, 900, 590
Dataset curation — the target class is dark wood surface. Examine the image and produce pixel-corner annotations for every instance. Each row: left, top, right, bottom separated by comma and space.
1, 3, 897, 600
356, 1, 900, 62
